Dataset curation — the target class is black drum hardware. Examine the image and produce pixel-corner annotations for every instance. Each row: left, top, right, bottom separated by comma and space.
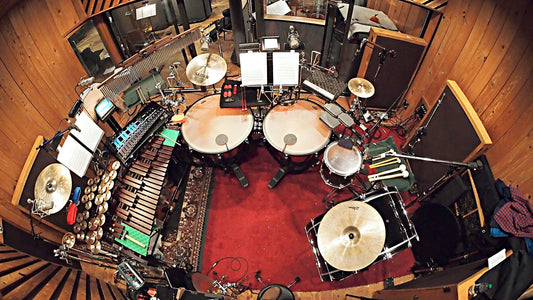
106, 102, 172, 166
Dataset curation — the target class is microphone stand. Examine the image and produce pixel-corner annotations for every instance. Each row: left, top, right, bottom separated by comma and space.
374, 149, 483, 170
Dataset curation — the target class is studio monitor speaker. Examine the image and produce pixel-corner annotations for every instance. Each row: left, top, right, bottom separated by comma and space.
357, 28, 427, 110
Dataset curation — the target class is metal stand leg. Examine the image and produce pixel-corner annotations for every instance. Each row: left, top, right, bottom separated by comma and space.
322, 187, 339, 209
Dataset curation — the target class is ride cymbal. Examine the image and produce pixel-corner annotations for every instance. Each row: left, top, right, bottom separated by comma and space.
317, 200, 386, 271
186, 53, 227, 86
348, 78, 375, 98
34, 163, 72, 214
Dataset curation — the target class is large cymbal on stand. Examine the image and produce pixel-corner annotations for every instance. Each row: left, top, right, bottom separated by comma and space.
34, 163, 72, 215
186, 53, 227, 86
348, 78, 375, 98
317, 200, 386, 271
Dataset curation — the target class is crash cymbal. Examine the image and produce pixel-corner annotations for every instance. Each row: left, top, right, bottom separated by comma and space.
34, 163, 72, 214
186, 53, 227, 86
62, 232, 76, 249
317, 200, 386, 271
348, 78, 375, 98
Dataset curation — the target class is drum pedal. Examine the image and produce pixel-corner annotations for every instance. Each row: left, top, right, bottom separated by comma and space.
232, 165, 249, 188
268, 168, 287, 189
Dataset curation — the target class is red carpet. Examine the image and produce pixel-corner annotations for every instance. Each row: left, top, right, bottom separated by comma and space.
201, 135, 416, 292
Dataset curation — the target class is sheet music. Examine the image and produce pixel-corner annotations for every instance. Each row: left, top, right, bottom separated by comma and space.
57, 135, 92, 178
272, 52, 299, 86
136, 4, 157, 20
70, 111, 104, 152
266, 1, 291, 15
240, 52, 268, 86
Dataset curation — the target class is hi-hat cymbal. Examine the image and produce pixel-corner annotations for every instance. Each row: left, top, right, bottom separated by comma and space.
34, 163, 72, 215
186, 53, 227, 86
317, 200, 386, 271
348, 78, 375, 98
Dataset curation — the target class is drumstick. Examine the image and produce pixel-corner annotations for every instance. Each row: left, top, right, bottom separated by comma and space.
368, 170, 409, 182
369, 158, 400, 169
159, 132, 180, 146
368, 164, 407, 179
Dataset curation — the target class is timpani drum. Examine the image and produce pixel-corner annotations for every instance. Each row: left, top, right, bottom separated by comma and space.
181, 94, 254, 155
262, 100, 331, 156
320, 141, 363, 189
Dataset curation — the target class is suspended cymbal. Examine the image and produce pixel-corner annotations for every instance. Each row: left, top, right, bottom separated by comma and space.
34, 163, 72, 215
317, 200, 386, 271
348, 78, 375, 98
186, 53, 227, 86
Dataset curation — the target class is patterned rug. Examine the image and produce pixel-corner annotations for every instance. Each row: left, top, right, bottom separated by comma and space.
160, 165, 214, 271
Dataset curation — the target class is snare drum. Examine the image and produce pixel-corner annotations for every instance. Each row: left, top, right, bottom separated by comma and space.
320, 141, 362, 189
305, 187, 418, 281
263, 100, 331, 156
181, 94, 254, 154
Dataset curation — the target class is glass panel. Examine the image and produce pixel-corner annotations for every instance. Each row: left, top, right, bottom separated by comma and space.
68, 20, 116, 82
267, 0, 328, 20
107, 1, 175, 58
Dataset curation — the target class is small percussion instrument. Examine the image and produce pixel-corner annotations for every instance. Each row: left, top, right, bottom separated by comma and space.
320, 141, 362, 189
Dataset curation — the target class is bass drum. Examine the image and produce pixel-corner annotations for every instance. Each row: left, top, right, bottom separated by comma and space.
262, 100, 331, 156
181, 94, 254, 154
320, 141, 362, 189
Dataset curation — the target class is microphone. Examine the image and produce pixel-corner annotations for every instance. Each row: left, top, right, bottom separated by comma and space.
389, 50, 397, 58
66, 119, 80, 132
201, 35, 212, 51
77, 77, 94, 86
355, 38, 368, 56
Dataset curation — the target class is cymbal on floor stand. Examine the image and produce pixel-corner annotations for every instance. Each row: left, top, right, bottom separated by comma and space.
317, 200, 386, 271
348, 78, 375, 99
186, 53, 227, 86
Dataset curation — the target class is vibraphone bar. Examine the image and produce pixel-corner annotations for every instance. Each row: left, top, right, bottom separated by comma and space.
111, 136, 175, 254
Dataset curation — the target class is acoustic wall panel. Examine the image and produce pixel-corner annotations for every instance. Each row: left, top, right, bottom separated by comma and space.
403, 80, 492, 194
357, 28, 427, 110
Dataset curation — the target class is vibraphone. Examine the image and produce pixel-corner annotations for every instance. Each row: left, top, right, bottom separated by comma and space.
109, 135, 175, 255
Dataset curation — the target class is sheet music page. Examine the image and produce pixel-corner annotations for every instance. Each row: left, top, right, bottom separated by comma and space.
272, 52, 299, 86
240, 52, 268, 86
70, 111, 104, 152
57, 135, 92, 178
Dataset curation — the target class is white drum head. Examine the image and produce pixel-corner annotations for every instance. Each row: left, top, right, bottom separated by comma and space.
323, 141, 362, 176
263, 100, 331, 156
181, 95, 254, 154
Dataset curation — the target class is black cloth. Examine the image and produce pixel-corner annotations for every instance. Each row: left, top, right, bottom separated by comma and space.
473, 250, 533, 300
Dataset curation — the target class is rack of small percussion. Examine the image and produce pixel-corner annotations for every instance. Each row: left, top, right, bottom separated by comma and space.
69, 135, 175, 259
72, 160, 121, 255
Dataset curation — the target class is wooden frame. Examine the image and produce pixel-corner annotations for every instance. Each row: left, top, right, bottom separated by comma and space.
403, 80, 492, 161
11, 136, 44, 206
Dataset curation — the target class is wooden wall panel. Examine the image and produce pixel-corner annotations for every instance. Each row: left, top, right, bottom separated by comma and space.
400, 0, 533, 199
0, 0, 86, 247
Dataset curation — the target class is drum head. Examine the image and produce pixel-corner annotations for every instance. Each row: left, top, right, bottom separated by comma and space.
181, 95, 254, 154
263, 100, 331, 156
323, 141, 362, 176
